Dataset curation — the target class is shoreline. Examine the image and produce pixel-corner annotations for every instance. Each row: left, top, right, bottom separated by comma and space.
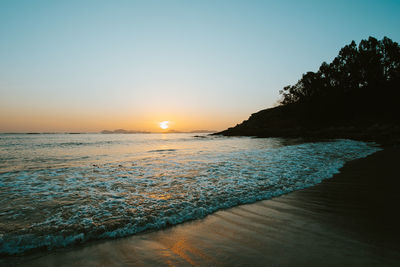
214, 131, 400, 147
3, 145, 400, 266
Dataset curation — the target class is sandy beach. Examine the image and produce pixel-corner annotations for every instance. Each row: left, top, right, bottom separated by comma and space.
2, 1, 399, 266
3, 145, 400, 266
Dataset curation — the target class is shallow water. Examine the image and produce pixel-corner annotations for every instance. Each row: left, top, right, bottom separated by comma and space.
0, 133, 380, 255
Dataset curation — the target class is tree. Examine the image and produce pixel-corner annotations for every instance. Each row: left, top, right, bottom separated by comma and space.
279, 36, 400, 106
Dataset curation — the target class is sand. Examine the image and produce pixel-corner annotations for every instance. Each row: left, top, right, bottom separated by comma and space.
3, 146, 400, 266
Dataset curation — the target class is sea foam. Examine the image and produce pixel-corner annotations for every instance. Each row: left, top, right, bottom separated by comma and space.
0, 134, 381, 255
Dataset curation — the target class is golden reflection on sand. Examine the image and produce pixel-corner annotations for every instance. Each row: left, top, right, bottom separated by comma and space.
3, 148, 400, 266
155, 235, 219, 266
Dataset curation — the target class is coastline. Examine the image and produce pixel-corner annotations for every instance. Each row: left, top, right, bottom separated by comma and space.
4, 145, 400, 266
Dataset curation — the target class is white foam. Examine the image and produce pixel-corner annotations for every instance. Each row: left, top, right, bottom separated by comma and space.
0, 135, 381, 255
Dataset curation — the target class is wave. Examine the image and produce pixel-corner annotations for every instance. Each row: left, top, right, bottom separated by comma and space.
147, 149, 177, 153
0, 139, 381, 255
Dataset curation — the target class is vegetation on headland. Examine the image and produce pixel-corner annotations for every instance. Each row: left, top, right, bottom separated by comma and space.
217, 37, 400, 144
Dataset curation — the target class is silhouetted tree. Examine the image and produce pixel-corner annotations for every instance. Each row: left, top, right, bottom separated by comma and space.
279, 36, 400, 106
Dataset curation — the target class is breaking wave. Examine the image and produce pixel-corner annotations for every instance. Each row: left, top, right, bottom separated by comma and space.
0, 134, 381, 255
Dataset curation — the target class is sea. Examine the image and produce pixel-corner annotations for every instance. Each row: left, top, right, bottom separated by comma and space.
0, 133, 381, 255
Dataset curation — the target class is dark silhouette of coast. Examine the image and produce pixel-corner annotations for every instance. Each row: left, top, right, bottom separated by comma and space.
216, 102, 400, 145
216, 37, 400, 145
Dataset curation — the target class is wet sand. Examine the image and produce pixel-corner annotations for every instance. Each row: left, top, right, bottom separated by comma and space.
4, 146, 400, 266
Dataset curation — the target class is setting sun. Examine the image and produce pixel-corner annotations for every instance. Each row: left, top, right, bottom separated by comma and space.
159, 121, 169, 129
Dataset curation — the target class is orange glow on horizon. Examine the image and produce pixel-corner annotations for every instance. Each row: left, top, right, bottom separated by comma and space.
0, 105, 247, 133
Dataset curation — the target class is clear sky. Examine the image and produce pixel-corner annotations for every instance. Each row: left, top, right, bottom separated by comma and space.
1, 0, 400, 132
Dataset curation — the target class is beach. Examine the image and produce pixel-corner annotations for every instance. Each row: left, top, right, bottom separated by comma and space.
2, 1, 400, 266
3, 145, 398, 266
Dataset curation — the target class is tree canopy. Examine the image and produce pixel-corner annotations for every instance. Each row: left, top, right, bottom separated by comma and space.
217, 36, 400, 142
279, 37, 400, 105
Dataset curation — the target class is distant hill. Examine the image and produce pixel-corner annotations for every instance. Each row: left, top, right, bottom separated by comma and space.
101, 129, 216, 134
216, 37, 400, 144
101, 129, 150, 134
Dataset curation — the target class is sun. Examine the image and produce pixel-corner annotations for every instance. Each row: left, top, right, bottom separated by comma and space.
159, 121, 169, 130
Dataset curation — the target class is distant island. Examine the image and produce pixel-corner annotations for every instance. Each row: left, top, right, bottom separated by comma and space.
101, 129, 216, 134
101, 129, 151, 134
216, 36, 400, 145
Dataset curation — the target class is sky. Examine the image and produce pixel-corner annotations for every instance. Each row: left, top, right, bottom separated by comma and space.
1, 0, 400, 132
